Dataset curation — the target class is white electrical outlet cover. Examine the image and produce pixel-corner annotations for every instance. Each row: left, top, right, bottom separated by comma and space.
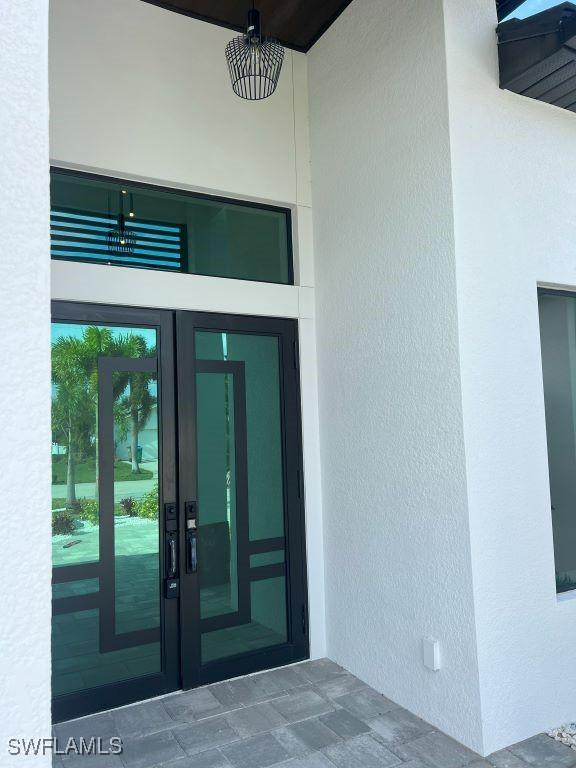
423, 637, 441, 671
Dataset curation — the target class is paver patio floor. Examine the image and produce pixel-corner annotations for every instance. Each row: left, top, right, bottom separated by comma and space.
52, 658, 576, 768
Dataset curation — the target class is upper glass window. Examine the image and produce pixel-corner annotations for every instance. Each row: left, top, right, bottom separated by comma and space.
50, 169, 293, 285
538, 290, 576, 593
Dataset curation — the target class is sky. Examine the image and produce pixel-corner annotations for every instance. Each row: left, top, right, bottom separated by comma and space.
51, 323, 156, 348
51, 323, 158, 403
503, 0, 566, 20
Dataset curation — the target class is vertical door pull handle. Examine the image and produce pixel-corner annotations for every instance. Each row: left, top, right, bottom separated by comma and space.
167, 534, 177, 578
187, 529, 197, 573
185, 500, 198, 574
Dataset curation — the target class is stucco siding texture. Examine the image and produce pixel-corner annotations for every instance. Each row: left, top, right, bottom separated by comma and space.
308, 0, 482, 753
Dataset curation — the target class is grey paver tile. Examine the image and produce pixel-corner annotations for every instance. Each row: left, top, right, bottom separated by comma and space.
173, 717, 241, 756
224, 702, 287, 738
210, 678, 268, 708
55, 712, 119, 744
270, 727, 313, 760
285, 718, 340, 750
113, 701, 174, 737
369, 706, 435, 745
221, 733, 289, 768
282, 753, 336, 767
270, 689, 334, 723
392, 730, 481, 768
487, 749, 531, 767
508, 734, 576, 766
158, 749, 233, 768
297, 659, 344, 684
313, 673, 367, 701
61, 754, 123, 768
253, 666, 310, 693
319, 708, 369, 739
247, 670, 296, 700
119, 730, 186, 768
468, 761, 497, 768
165, 688, 236, 723
396, 762, 432, 768
333, 687, 398, 722
322, 733, 402, 767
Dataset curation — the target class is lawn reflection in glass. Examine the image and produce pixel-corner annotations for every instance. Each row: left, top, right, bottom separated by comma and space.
51, 322, 160, 696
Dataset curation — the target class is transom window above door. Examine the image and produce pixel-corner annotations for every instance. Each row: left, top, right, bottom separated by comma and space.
50, 168, 293, 285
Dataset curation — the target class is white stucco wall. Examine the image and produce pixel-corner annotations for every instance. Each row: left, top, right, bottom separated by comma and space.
49, 0, 326, 659
308, 0, 483, 753
444, 0, 576, 753
0, 1, 51, 764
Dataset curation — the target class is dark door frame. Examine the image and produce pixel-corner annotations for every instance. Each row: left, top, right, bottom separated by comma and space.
50, 302, 309, 722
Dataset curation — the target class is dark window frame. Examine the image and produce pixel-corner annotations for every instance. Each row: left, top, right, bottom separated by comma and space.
50, 166, 294, 286
538, 285, 576, 594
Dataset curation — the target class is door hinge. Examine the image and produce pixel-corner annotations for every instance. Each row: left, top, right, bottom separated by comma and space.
293, 340, 299, 371
301, 604, 307, 636
297, 468, 302, 500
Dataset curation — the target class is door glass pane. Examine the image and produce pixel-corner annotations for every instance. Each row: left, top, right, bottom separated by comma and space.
52, 578, 99, 600
249, 551, 285, 568
113, 371, 160, 634
51, 323, 99, 568
195, 330, 288, 663
51, 321, 161, 697
52, 610, 160, 697
250, 577, 287, 646
196, 372, 238, 620
539, 292, 576, 592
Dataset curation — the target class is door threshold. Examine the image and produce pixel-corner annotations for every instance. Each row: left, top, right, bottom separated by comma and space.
54, 657, 312, 725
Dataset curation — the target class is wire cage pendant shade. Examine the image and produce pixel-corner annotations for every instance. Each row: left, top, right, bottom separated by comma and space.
225, 8, 284, 100
107, 213, 136, 256
107, 191, 136, 257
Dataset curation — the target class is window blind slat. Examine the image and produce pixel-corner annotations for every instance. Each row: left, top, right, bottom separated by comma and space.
50, 208, 185, 271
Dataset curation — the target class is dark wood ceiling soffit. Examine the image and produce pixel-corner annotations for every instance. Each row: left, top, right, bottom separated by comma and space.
140, 0, 355, 52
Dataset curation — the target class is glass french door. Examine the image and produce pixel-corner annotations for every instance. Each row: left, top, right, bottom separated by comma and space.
176, 312, 308, 688
51, 304, 178, 722
51, 303, 308, 722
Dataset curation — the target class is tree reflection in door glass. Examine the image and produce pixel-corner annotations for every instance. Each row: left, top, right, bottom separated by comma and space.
51, 323, 156, 569
113, 368, 160, 634
51, 322, 160, 696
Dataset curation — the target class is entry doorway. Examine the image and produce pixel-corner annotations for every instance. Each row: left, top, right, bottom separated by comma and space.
51, 302, 308, 722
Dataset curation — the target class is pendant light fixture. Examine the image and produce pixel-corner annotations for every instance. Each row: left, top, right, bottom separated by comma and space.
107, 189, 136, 257
225, 4, 284, 100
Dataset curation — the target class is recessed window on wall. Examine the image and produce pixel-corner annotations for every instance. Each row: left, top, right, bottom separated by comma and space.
538, 289, 576, 593
496, 2, 576, 114
50, 169, 293, 285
